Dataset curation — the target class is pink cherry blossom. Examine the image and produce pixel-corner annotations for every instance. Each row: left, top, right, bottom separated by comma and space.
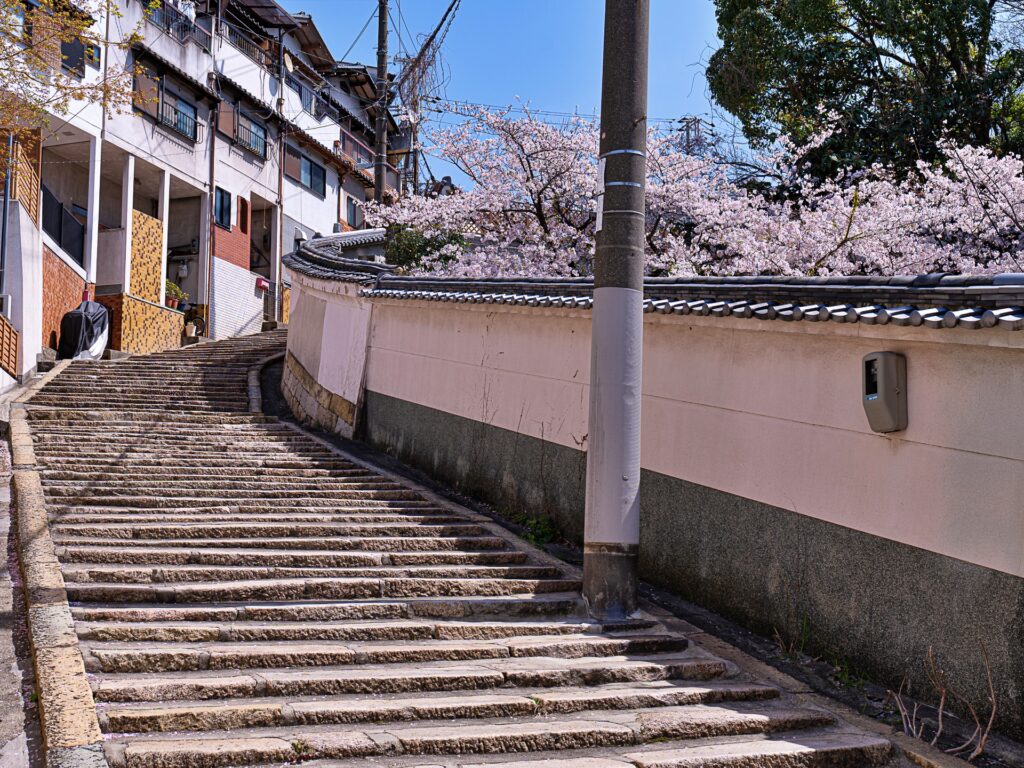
366, 104, 1024, 278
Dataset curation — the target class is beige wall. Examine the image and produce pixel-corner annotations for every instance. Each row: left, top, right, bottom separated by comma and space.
288, 281, 1024, 579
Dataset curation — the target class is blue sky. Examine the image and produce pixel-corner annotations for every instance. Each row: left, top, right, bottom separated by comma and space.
280, 0, 722, 181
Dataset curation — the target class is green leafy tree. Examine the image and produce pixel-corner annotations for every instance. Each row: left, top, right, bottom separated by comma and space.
707, 0, 1024, 174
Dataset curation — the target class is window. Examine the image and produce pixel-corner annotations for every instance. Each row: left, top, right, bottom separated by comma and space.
214, 187, 231, 229
160, 91, 198, 141
301, 156, 326, 197
346, 196, 360, 228
61, 37, 86, 77
236, 113, 267, 159
285, 145, 326, 197
238, 197, 249, 235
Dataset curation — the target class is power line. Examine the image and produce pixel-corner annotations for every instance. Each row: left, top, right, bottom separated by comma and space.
339, 5, 377, 63
423, 97, 703, 128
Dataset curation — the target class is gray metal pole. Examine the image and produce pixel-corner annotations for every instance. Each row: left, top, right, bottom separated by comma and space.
582, 0, 649, 619
373, 0, 389, 204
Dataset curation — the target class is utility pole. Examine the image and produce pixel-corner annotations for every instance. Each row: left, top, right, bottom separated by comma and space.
373, 0, 389, 203
582, 0, 650, 619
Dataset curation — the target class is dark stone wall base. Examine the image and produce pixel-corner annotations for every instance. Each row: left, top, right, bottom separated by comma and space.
364, 390, 1024, 738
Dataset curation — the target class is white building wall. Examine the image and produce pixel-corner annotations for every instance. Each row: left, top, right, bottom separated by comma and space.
209, 257, 264, 339
6, 202, 42, 377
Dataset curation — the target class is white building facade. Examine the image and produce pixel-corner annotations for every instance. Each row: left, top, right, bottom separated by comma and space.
1, 0, 405, 385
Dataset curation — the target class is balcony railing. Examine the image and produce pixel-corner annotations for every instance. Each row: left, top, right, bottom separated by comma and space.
160, 100, 201, 142
287, 75, 340, 123
146, 1, 212, 51
338, 127, 374, 168
223, 22, 274, 69
236, 122, 268, 159
42, 184, 85, 266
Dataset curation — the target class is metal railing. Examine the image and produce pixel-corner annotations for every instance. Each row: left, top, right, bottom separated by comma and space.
223, 22, 273, 69
146, 1, 211, 51
338, 127, 374, 167
287, 75, 340, 123
236, 121, 268, 159
159, 100, 201, 142
41, 185, 84, 266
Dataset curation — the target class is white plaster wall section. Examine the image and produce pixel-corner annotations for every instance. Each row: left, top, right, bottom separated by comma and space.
318, 296, 373, 406
209, 257, 264, 339
640, 396, 1024, 578
95, 230, 126, 287
282, 170, 341, 241
216, 140, 279, 204
6, 203, 42, 375
292, 283, 1024, 577
287, 285, 327, 375
642, 318, 1024, 463
216, 37, 279, 108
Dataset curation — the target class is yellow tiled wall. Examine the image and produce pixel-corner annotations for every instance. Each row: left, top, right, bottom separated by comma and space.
130, 210, 163, 304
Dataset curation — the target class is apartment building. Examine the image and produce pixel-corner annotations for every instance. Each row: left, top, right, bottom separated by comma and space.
0, 0, 407, 387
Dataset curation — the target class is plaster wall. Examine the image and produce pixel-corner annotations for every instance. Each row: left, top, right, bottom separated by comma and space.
5, 202, 42, 376
215, 39, 279, 109
356, 299, 1024, 580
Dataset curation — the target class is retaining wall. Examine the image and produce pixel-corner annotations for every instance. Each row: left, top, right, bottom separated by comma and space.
284, 273, 1024, 738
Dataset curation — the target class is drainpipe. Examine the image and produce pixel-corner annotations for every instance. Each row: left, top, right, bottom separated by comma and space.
205, 83, 217, 333
0, 131, 13, 298
274, 29, 285, 324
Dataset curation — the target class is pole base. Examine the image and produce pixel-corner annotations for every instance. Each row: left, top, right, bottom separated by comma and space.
582, 543, 639, 620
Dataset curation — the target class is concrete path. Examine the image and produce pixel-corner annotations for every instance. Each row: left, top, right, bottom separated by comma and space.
17, 331, 908, 767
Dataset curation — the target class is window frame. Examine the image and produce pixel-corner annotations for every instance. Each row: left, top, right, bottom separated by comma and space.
284, 145, 327, 198
213, 187, 232, 230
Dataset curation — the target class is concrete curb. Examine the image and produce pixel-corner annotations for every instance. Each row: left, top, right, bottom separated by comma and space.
9, 375, 107, 767
248, 351, 285, 414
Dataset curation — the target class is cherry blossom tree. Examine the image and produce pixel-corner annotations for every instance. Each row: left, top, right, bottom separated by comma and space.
366, 103, 1024, 278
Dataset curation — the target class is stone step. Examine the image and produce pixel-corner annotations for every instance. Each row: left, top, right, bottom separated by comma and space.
56, 545, 526, 567
47, 492, 427, 508
82, 634, 688, 672
54, 520, 479, 537
49, 500, 442, 514
40, 468, 369, 480
91, 654, 730, 702
62, 563, 562, 584
621, 733, 893, 768
97, 681, 779, 733
75, 617, 650, 643
50, 513, 465, 526
65, 575, 582, 603
70, 593, 588, 623
100, 705, 834, 768
52, 535, 511, 552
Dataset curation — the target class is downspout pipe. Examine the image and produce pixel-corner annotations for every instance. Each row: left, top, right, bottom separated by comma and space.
0, 131, 13, 299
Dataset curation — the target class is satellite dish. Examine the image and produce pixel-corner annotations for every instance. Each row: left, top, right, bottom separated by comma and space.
283, 52, 295, 73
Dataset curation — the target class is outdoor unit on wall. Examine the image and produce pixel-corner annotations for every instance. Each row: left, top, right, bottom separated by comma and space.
862, 351, 907, 433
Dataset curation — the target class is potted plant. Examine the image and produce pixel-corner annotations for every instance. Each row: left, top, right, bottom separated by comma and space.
165, 280, 188, 310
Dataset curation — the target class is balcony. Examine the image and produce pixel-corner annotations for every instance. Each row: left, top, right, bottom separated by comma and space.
159, 100, 202, 142
338, 127, 374, 168
41, 184, 85, 266
145, 0, 212, 51
222, 22, 274, 70
286, 75, 340, 123
236, 122, 269, 160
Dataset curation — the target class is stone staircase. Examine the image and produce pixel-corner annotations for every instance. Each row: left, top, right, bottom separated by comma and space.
24, 331, 899, 767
